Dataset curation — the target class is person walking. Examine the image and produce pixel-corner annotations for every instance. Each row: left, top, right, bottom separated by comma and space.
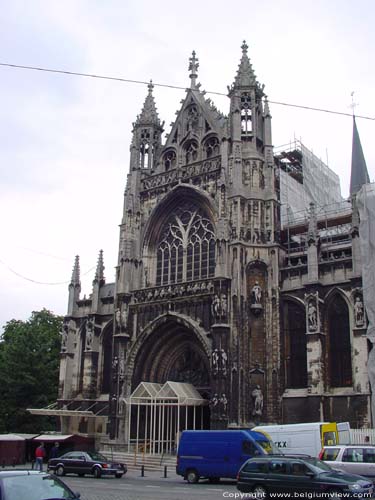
49, 442, 59, 459
34, 442, 46, 472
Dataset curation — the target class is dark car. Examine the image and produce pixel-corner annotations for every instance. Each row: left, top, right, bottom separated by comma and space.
0, 470, 80, 500
48, 450, 126, 478
237, 455, 374, 498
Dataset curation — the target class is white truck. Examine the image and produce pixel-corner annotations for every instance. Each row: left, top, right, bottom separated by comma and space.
253, 422, 350, 457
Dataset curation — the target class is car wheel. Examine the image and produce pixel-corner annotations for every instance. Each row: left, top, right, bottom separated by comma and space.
93, 466, 102, 479
55, 465, 65, 477
252, 484, 268, 499
328, 489, 342, 499
115, 473, 123, 479
186, 469, 199, 484
208, 477, 220, 483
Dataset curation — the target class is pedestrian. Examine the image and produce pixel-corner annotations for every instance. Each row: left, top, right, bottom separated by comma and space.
34, 442, 46, 472
50, 442, 59, 459
365, 435, 370, 444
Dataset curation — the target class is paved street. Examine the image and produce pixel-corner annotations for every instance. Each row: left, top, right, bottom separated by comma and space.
62, 469, 238, 500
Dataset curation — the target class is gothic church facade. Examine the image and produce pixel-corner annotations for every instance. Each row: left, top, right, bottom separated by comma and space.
56, 43, 371, 443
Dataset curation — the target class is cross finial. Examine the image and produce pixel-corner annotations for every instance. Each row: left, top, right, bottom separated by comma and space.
188, 50, 199, 89
148, 79, 154, 94
241, 40, 248, 53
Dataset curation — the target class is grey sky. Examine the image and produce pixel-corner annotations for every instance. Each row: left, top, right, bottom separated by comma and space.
1, 0, 374, 331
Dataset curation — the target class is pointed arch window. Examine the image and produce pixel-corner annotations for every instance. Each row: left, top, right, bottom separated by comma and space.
156, 202, 215, 285
204, 137, 220, 158
241, 92, 253, 134
328, 295, 352, 387
282, 301, 307, 388
185, 140, 198, 164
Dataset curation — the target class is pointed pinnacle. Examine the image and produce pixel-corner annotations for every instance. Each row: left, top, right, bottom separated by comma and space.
94, 249, 105, 284
71, 255, 80, 285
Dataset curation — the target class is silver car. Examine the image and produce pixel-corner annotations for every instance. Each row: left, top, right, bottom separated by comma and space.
320, 445, 375, 481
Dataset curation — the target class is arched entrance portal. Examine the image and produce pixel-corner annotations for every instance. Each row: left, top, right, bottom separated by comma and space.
132, 316, 211, 396
127, 316, 212, 452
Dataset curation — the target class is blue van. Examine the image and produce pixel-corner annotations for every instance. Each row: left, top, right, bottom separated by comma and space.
176, 429, 278, 483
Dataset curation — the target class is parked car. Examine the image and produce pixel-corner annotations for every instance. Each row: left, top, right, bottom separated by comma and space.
48, 450, 126, 478
237, 455, 374, 498
0, 470, 80, 499
320, 444, 375, 481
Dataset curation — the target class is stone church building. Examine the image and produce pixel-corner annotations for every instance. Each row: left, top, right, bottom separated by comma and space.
49, 43, 371, 447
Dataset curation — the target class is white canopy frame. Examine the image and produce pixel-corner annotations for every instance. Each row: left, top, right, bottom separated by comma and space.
124, 381, 208, 455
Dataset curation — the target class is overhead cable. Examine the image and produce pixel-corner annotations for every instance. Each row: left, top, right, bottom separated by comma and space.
0, 62, 374, 121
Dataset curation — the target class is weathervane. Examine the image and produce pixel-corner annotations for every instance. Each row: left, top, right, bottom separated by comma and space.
350, 91, 358, 116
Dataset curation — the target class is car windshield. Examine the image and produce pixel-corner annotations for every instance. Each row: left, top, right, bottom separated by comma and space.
256, 439, 282, 455
303, 457, 334, 473
86, 451, 108, 461
2, 474, 77, 500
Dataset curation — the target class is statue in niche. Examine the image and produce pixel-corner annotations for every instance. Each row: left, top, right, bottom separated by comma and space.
121, 303, 129, 330
251, 282, 262, 304
211, 349, 219, 373
211, 294, 227, 321
220, 349, 228, 375
354, 296, 365, 327
86, 320, 94, 350
307, 301, 318, 331
252, 385, 263, 417
210, 393, 219, 407
220, 393, 228, 414
115, 309, 121, 329
61, 324, 68, 351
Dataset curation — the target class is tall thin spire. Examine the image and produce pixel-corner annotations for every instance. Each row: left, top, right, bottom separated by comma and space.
350, 116, 370, 196
70, 255, 80, 285
135, 80, 161, 126
188, 50, 199, 89
94, 250, 105, 285
232, 40, 257, 88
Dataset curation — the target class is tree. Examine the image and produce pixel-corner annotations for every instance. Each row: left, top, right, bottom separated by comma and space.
0, 309, 63, 433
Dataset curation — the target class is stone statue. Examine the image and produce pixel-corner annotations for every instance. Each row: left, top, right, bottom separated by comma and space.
220, 348, 228, 375
115, 309, 121, 328
86, 324, 93, 350
220, 393, 228, 414
121, 303, 128, 329
354, 296, 364, 326
211, 349, 219, 372
252, 385, 263, 417
251, 282, 262, 304
210, 393, 219, 407
308, 301, 318, 331
61, 324, 68, 351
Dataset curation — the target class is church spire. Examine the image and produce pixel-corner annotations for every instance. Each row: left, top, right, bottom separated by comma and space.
94, 249, 105, 285
232, 40, 257, 89
188, 50, 199, 89
350, 116, 370, 195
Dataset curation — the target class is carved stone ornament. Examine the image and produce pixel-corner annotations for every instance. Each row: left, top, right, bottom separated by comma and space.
211, 293, 228, 322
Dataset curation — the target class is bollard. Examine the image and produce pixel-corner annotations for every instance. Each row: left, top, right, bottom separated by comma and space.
2, 460, 5, 468
141, 465, 145, 477
164, 465, 168, 478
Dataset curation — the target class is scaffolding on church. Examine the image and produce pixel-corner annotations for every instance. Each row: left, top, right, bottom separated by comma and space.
124, 381, 208, 455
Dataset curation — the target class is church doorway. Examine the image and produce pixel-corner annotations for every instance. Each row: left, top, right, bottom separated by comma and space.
127, 316, 212, 452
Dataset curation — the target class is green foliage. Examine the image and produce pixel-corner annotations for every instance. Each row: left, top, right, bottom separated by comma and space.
0, 309, 63, 433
